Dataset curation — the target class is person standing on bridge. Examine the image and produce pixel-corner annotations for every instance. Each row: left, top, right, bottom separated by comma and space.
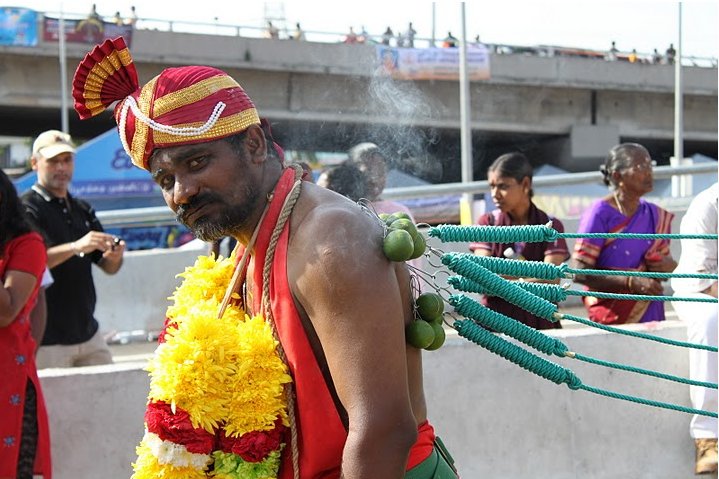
71, 37, 457, 478
21, 130, 125, 369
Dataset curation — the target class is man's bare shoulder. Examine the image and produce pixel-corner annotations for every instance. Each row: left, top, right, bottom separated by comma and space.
288, 184, 388, 271
287, 183, 408, 327
293, 184, 380, 240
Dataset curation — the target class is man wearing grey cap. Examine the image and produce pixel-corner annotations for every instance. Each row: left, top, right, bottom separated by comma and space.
21, 130, 125, 368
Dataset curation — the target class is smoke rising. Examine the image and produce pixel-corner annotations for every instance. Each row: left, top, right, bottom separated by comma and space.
360, 73, 443, 182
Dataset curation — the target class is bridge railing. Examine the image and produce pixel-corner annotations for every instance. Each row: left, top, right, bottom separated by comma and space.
41, 10, 718, 68
96, 163, 717, 227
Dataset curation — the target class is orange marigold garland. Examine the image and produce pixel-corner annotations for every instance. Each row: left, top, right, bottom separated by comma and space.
132, 254, 291, 479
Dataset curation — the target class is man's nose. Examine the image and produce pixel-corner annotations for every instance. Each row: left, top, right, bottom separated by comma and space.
172, 177, 199, 206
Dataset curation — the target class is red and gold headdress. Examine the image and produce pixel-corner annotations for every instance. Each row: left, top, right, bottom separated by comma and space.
72, 37, 261, 171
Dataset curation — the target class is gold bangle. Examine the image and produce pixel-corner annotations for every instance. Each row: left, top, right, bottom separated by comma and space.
626, 276, 633, 292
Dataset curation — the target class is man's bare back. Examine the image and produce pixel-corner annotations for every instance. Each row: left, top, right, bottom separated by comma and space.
287, 182, 427, 466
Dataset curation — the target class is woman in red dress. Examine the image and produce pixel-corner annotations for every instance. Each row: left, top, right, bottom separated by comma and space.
0, 169, 51, 479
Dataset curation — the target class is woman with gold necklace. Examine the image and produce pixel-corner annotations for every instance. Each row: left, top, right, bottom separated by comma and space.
572, 143, 677, 324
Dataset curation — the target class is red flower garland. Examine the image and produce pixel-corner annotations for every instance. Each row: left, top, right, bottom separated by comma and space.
145, 401, 215, 454
218, 419, 286, 463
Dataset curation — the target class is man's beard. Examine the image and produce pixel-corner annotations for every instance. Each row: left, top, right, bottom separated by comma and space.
176, 186, 260, 242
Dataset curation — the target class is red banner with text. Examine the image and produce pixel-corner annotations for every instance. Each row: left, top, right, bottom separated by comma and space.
43, 16, 133, 46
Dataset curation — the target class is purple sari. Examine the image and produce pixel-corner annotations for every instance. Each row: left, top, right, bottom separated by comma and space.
573, 198, 673, 324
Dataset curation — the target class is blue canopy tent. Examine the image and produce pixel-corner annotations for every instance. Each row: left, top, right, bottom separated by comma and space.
14, 128, 166, 210
385, 169, 461, 224
14, 129, 192, 249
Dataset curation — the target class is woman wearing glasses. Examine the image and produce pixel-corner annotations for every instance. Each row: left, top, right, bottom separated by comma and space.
572, 143, 677, 324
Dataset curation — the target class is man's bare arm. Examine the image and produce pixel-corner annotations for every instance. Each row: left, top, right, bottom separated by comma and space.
289, 206, 417, 478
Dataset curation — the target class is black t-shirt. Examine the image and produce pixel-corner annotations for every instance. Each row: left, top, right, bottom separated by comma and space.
21, 184, 104, 345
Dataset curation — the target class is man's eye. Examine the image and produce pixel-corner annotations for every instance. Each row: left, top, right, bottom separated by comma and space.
159, 176, 174, 190
188, 157, 207, 169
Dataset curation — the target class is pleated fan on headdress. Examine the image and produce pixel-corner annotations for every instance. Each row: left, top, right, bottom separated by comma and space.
73, 37, 139, 119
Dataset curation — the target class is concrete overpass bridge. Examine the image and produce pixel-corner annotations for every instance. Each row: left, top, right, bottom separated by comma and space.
0, 29, 716, 180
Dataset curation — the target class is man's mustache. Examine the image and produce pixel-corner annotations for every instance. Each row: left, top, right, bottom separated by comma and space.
175, 193, 222, 224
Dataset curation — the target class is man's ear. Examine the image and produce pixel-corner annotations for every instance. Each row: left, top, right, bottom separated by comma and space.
521, 176, 531, 192
245, 125, 267, 164
30, 155, 39, 171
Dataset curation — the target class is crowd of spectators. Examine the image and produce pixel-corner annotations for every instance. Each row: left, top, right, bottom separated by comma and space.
76, 5, 713, 67
605, 40, 677, 65
86, 3, 137, 27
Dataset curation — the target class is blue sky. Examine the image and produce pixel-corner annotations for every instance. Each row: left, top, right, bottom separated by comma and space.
10, 0, 718, 59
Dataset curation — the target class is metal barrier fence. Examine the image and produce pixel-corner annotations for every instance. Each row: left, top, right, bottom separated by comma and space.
43, 11, 718, 68
96, 163, 717, 227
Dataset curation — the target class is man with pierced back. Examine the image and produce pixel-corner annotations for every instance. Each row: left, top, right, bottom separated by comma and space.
72, 37, 458, 479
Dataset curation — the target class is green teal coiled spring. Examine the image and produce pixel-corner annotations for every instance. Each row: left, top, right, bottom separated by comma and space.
508, 281, 567, 303
430, 224, 555, 243
454, 319, 582, 388
429, 224, 718, 243
466, 254, 562, 280
447, 275, 491, 295
442, 254, 557, 320
450, 294, 566, 356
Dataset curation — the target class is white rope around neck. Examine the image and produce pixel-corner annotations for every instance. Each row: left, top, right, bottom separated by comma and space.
118, 95, 227, 158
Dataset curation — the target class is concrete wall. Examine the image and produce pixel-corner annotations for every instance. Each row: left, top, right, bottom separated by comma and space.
424, 322, 697, 479
39, 321, 699, 479
94, 246, 203, 335
39, 363, 149, 479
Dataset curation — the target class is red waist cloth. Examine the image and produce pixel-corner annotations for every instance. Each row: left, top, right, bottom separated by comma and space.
406, 420, 435, 470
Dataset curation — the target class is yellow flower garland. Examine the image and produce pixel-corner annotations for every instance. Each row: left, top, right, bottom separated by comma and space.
132, 254, 291, 478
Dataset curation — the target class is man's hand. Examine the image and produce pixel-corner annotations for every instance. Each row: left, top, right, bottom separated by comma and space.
102, 238, 126, 261
98, 237, 125, 275
73, 231, 118, 256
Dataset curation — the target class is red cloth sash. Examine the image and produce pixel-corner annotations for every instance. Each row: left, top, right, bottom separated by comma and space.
248, 168, 346, 477
245, 168, 433, 477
